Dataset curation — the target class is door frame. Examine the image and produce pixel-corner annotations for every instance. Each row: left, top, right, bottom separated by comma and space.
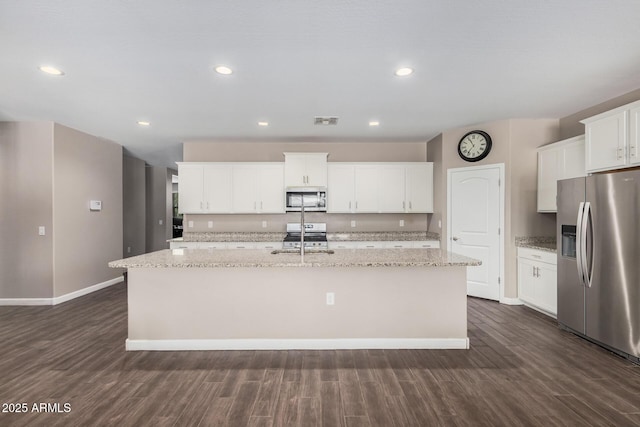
447, 163, 505, 302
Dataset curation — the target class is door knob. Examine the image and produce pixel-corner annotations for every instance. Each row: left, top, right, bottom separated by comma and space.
452, 236, 459, 241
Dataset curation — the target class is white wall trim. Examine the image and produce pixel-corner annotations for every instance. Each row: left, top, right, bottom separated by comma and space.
500, 297, 523, 305
0, 276, 124, 306
125, 337, 470, 351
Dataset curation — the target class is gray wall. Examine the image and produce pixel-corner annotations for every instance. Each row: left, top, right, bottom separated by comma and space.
123, 155, 146, 257
52, 124, 123, 297
559, 87, 640, 139
145, 166, 173, 252
182, 141, 429, 233
0, 122, 55, 299
0, 122, 123, 300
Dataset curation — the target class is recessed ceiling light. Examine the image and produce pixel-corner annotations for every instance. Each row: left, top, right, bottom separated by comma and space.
214, 65, 233, 75
395, 67, 413, 77
258, 121, 269, 127
39, 65, 64, 76
137, 121, 150, 126
369, 121, 380, 127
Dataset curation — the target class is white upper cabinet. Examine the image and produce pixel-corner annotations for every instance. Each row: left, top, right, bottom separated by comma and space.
327, 162, 433, 214
581, 100, 640, 173
327, 164, 355, 213
378, 165, 405, 213
284, 153, 328, 187
537, 135, 585, 212
232, 163, 284, 213
177, 163, 233, 214
405, 163, 434, 213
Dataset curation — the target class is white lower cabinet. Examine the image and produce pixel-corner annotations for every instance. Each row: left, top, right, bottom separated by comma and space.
517, 247, 557, 317
328, 240, 439, 249
169, 241, 280, 250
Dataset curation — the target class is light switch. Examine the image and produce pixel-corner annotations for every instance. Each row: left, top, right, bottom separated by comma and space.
89, 200, 102, 211
188, 221, 194, 228
350, 220, 356, 228
399, 220, 405, 227
159, 219, 163, 225
262, 221, 267, 228
208, 221, 213, 228
38, 226, 45, 236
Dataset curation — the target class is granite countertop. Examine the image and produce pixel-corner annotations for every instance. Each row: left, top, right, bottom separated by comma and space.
178, 231, 440, 243
515, 237, 557, 253
109, 248, 479, 269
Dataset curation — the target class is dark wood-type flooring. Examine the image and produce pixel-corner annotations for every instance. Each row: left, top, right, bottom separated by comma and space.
1, 282, 640, 426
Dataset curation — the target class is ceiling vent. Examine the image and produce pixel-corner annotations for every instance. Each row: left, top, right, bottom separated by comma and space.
314, 116, 339, 126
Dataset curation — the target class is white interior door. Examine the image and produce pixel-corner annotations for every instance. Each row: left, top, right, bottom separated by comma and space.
449, 165, 502, 301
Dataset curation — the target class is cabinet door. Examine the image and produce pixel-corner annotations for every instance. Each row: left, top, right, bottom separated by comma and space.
378, 165, 405, 213
630, 106, 640, 166
536, 261, 557, 315
406, 163, 433, 213
537, 148, 559, 212
585, 111, 628, 172
517, 258, 537, 305
284, 154, 307, 187
560, 137, 586, 180
178, 165, 204, 213
327, 164, 355, 213
232, 165, 258, 213
354, 165, 379, 212
203, 165, 232, 213
257, 164, 285, 213
304, 154, 328, 187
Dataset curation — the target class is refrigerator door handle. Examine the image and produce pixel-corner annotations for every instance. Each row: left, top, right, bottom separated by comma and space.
576, 202, 585, 286
583, 202, 594, 288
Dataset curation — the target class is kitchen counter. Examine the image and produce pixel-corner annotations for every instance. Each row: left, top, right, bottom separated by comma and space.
515, 237, 557, 253
109, 247, 478, 269
174, 230, 440, 243
112, 247, 475, 352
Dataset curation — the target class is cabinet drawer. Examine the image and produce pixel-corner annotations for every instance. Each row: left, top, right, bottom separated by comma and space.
328, 241, 358, 249
413, 241, 440, 249
517, 247, 556, 265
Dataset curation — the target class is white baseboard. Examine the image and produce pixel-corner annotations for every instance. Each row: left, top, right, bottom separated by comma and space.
500, 297, 523, 305
0, 276, 124, 306
125, 337, 470, 351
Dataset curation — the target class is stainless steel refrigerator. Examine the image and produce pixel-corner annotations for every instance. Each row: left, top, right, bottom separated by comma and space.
557, 169, 640, 363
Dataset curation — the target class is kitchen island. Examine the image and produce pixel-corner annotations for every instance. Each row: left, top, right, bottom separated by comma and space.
109, 248, 480, 351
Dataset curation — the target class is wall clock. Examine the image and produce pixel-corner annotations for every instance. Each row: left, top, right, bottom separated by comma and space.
458, 130, 492, 162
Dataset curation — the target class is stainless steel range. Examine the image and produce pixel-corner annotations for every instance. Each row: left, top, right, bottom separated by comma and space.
283, 223, 328, 249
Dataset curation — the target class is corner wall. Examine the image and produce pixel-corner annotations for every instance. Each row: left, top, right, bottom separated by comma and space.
146, 166, 173, 252
0, 122, 55, 299
429, 119, 559, 299
52, 124, 123, 298
123, 155, 146, 257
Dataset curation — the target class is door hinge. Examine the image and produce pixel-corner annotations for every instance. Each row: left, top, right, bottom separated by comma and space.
498, 276, 501, 284
498, 178, 501, 186
498, 227, 501, 235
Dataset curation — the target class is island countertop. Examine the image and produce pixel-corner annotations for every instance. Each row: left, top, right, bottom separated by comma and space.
109, 248, 480, 269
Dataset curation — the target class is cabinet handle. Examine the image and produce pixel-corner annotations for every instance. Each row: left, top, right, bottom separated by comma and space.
200, 201, 204, 209
403, 201, 405, 210
532, 266, 536, 277
254, 201, 257, 210
207, 201, 210, 209
355, 201, 358, 209
618, 147, 624, 160
409, 201, 412, 210
260, 201, 263, 210
631, 145, 637, 158
349, 201, 352, 210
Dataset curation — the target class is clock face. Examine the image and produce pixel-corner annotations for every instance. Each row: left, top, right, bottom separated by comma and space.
458, 130, 492, 162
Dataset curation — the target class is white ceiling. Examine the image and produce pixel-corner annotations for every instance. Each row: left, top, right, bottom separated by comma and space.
2, 1, 640, 169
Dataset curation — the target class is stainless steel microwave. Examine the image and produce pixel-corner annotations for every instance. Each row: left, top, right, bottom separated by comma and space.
285, 187, 327, 212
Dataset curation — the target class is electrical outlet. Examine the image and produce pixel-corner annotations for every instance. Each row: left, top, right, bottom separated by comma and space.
262, 221, 267, 228
208, 221, 213, 228
326, 292, 335, 305
38, 226, 45, 236
350, 220, 356, 228
438, 220, 442, 229
399, 220, 404, 227
127, 246, 131, 253
159, 219, 163, 225
188, 220, 194, 228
